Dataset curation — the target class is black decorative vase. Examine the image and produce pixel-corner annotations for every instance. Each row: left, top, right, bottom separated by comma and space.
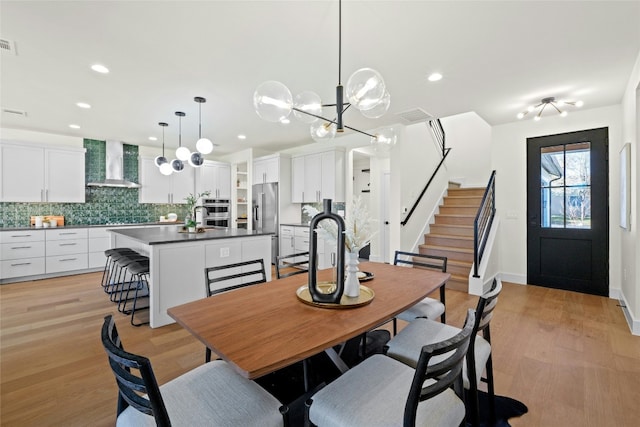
308, 199, 345, 304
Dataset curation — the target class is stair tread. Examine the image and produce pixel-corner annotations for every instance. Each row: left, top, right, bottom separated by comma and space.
431, 224, 473, 229
427, 233, 474, 240
419, 244, 474, 254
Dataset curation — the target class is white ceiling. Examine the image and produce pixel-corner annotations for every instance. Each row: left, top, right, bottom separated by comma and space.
2, 1, 639, 155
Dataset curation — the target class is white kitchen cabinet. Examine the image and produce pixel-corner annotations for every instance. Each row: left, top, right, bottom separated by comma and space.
196, 160, 231, 199
0, 142, 85, 203
252, 155, 280, 185
139, 157, 195, 204
45, 228, 88, 273
279, 225, 295, 258
88, 227, 111, 268
291, 149, 345, 203
0, 230, 46, 279
290, 225, 336, 270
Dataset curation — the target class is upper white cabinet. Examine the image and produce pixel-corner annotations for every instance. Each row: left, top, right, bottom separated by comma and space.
0, 142, 85, 203
253, 155, 280, 184
196, 160, 231, 199
291, 149, 345, 203
139, 157, 195, 204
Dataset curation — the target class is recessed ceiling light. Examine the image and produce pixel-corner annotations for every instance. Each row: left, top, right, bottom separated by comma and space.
69, 124, 80, 129
91, 64, 109, 74
427, 73, 443, 82
237, 134, 247, 140
149, 136, 158, 141
76, 102, 91, 109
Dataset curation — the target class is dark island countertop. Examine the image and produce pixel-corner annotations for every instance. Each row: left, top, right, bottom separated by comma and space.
108, 226, 274, 245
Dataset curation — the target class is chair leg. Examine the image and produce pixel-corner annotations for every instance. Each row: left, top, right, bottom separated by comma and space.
485, 354, 496, 424
393, 318, 398, 335
304, 399, 314, 427
205, 348, 211, 363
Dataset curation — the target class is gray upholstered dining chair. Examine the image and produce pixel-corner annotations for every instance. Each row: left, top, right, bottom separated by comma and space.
392, 250, 447, 335
386, 278, 502, 427
101, 314, 288, 427
305, 309, 476, 427
204, 258, 267, 362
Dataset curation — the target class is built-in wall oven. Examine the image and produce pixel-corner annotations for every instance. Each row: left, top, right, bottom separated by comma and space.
202, 198, 230, 228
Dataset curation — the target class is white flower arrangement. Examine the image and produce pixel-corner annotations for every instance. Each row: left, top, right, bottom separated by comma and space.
303, 196, 377, 252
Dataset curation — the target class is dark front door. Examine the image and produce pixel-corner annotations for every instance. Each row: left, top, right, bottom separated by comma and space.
526, 127, 609, 296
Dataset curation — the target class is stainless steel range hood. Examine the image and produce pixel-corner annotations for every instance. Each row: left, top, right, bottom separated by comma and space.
87, 140, 141, 188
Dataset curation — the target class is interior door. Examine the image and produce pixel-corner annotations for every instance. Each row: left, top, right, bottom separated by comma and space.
526, 127, 609, 296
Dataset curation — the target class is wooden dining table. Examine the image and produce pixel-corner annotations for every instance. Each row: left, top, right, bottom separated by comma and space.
167, 261, 450, 379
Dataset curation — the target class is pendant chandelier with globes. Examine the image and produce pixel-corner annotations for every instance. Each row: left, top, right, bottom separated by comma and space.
253, 0, 397, 149
154, 96, 216, 175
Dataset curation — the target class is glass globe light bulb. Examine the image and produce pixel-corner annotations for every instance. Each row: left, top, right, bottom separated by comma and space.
310, 121, 337, 142
346, 68, 386, 111
293, 91, 322, 123
370, 127, 397, 153
196, 138, 213, 154
159, 162, 173, 175
560, 111, 568, 117
176, 146, 190, 161
534, 116, 541, 122
154, 155, 168, 167
253, 80, 293, 122
361, 91, 390, 119
189, 152, 204, 167
171, 159, 184, 173
517, 112, 525, 119
575, 100, 584, 107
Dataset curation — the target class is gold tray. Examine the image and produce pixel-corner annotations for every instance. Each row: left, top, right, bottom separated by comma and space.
296, 282, 375, 309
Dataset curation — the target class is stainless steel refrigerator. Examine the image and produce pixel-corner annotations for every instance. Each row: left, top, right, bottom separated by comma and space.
252, 182, 278, 264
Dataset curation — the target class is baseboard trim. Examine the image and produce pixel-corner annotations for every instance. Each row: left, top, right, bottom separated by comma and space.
618, 291, 640, 336
499, 272, 526, 285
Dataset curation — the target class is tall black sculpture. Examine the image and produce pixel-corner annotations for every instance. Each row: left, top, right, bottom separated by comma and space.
308, 199, 345, 303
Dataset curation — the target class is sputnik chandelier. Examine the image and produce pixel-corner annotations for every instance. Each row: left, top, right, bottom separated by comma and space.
253, 0, 396, 148
517, 96, 584, 121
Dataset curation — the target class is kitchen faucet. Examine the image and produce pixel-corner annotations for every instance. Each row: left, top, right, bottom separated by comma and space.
193, 205, 207, 227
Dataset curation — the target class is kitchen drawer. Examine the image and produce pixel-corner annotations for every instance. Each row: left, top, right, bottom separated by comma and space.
46, 228, 88, 241
46, 254, 88, 273
46, 238, 88, 256
89, 237, 110, 253
294, 227, 311, 238
1, 241, 46, 260
88, 251, 108, 269
0, 257, 45, 279
0, 230, 45, 244
280, 225, 294, 237
88, 227, 111, 238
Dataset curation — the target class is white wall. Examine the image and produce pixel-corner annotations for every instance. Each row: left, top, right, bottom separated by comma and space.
620, 50, 640, 333
492, 105, 623, 291
440, 112, 493, 187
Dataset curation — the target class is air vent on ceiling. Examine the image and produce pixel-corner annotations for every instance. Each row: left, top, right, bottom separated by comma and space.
2, 108, 27, 117
0, 38, 17, 55
396, 108, 433, 124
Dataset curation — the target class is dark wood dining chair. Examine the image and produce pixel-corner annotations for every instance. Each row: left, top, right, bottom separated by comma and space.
385, 278, 503, 426
393, 250, 447, 334
204, 259, 267, 362
101, 315, 288, 426
275, 251, 310, 279
305, 309, 476, 427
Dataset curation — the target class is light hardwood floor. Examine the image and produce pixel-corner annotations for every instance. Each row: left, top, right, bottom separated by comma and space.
1, 272, 639, 426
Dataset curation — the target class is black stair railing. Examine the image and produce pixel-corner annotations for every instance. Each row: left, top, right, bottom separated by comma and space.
473, 170, 496, 278
401, 119, 451, 227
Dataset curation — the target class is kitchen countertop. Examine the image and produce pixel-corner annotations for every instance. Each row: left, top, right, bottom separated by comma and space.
280, 223, 311, 227
0, 221, 184, 232
108, 226, 274, 245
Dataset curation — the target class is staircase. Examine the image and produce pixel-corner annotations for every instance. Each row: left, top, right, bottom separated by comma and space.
418, 186, 485, 292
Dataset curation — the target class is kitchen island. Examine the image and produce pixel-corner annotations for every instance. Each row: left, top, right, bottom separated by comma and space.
109, 227, 273, 328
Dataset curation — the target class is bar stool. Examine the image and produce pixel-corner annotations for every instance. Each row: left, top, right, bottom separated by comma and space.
101, 248, 139, 294
124, 260, 151, 327
112, 254, 149, 307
